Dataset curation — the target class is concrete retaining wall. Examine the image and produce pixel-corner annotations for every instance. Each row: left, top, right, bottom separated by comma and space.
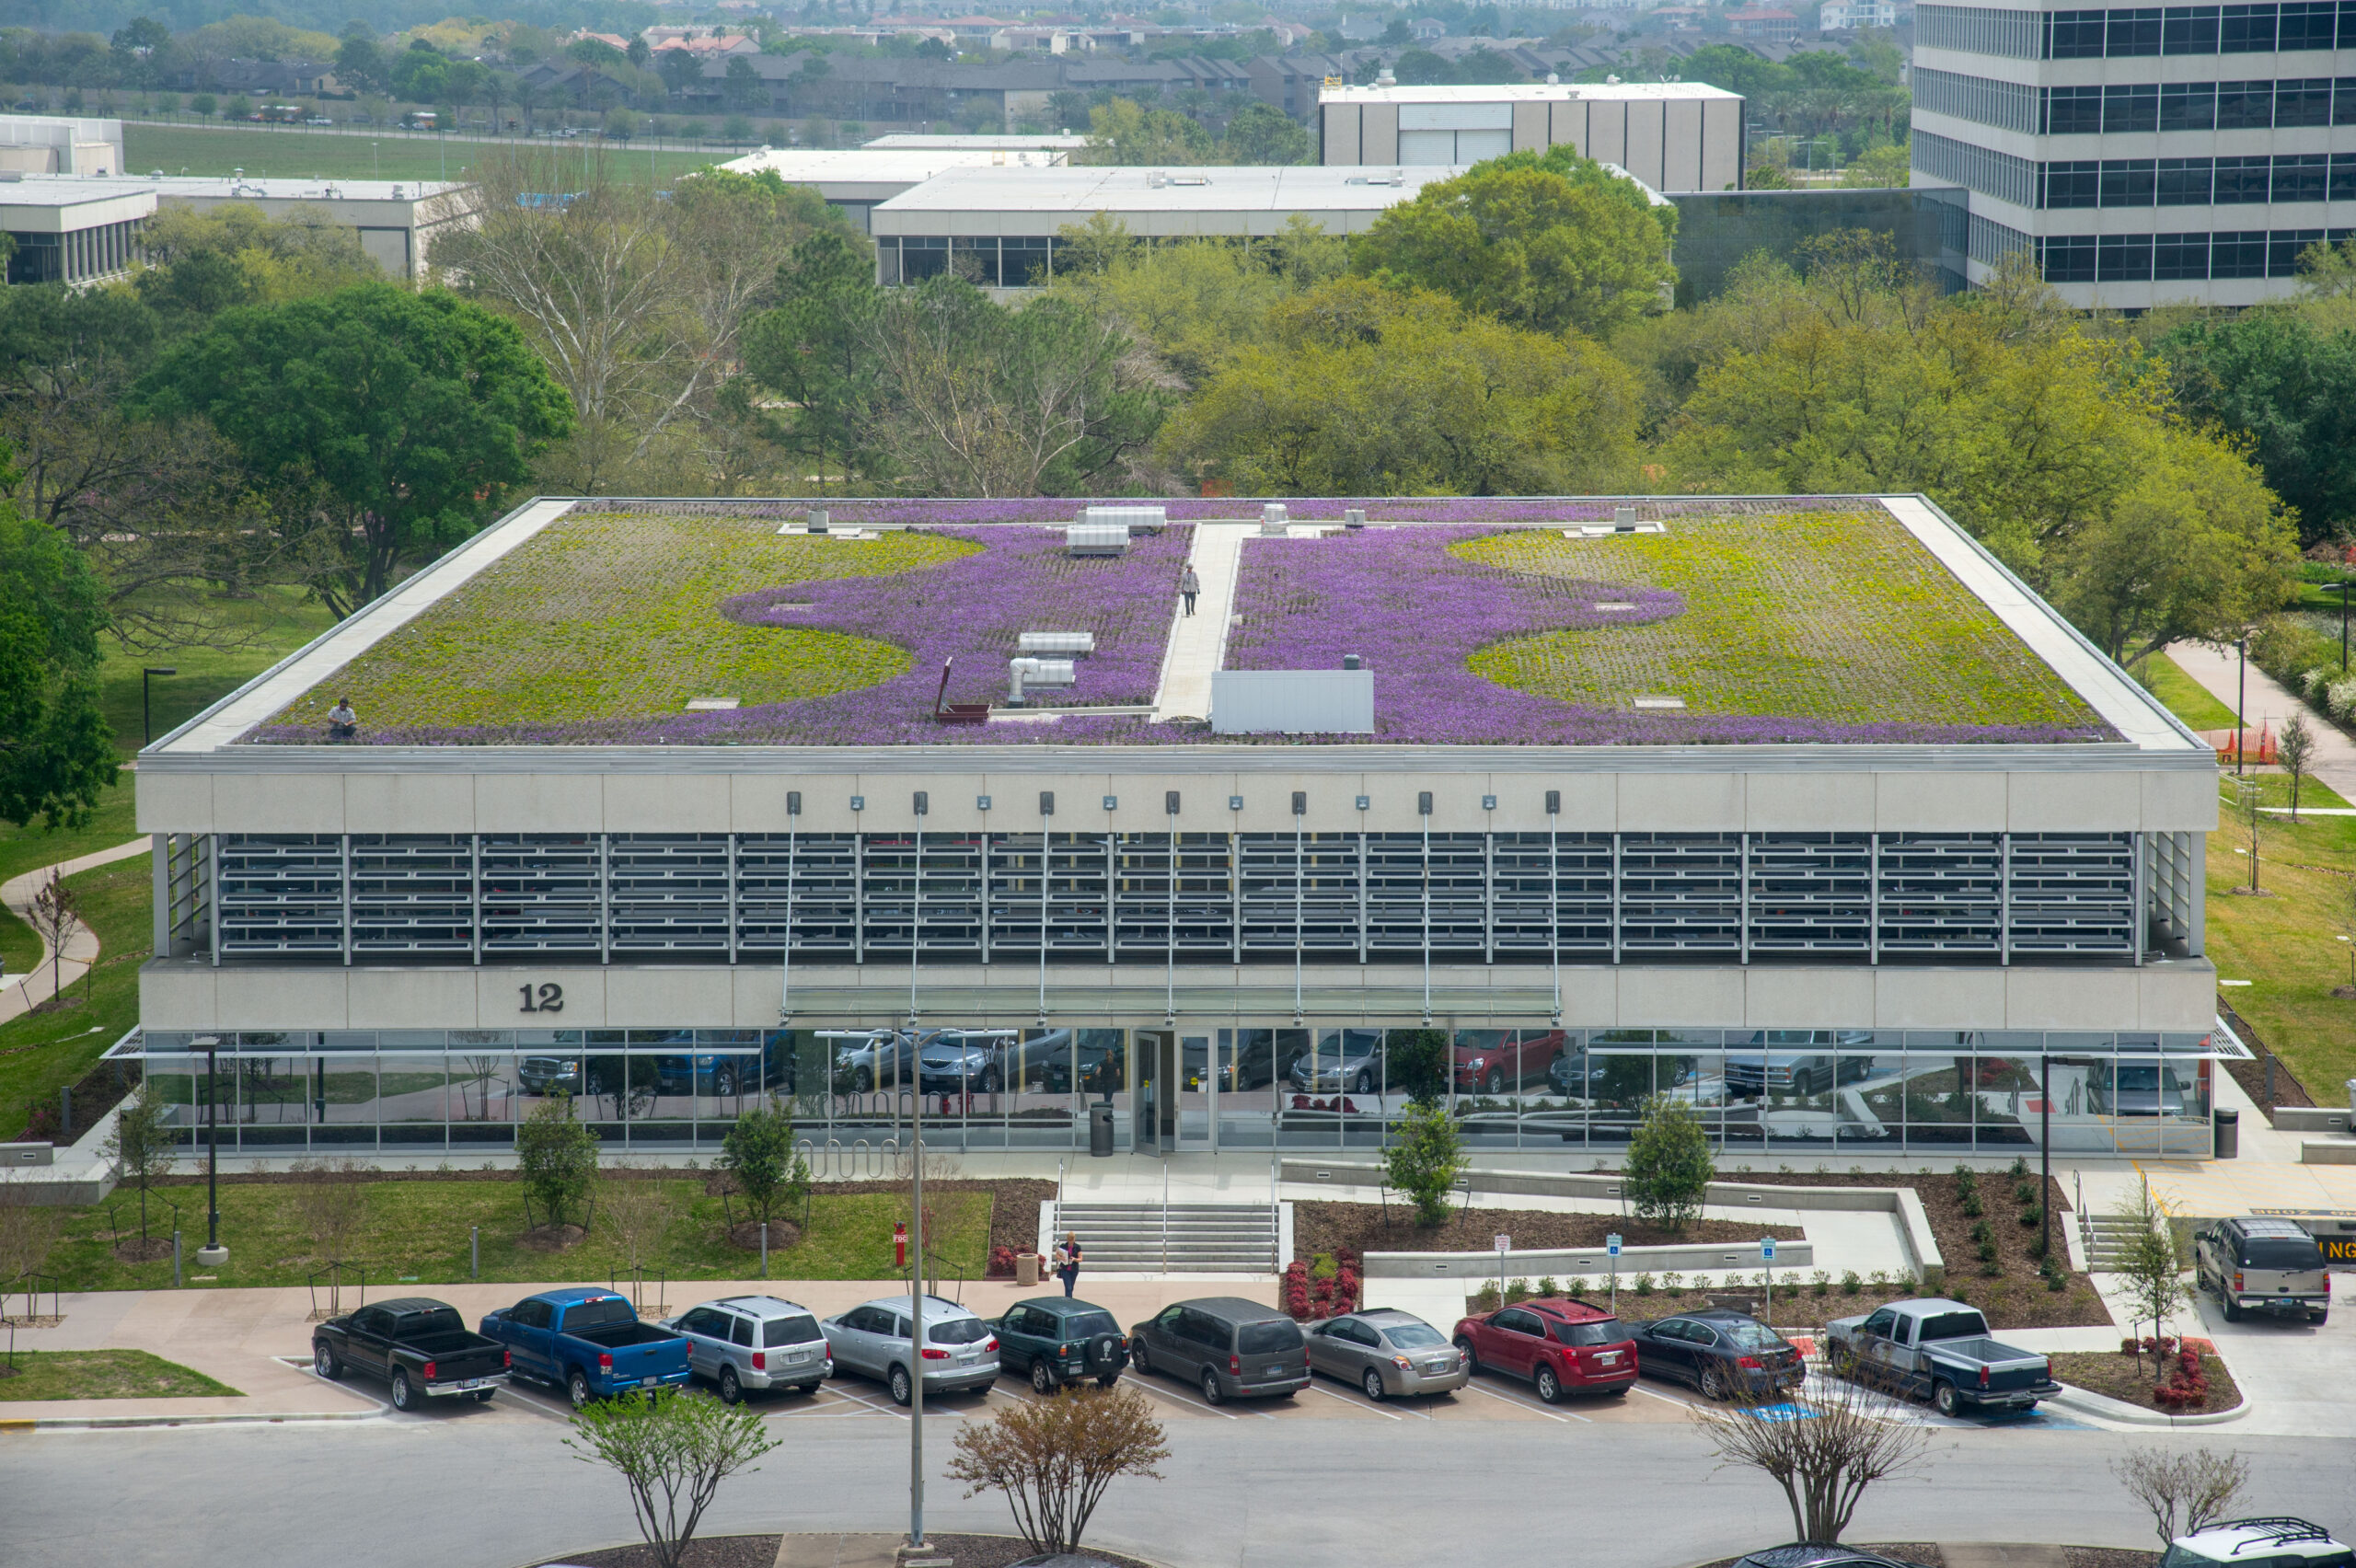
2276, 1106, 2351, 1135
1364, 1237, 1815, 1279
1280, 1159, 1944, 1284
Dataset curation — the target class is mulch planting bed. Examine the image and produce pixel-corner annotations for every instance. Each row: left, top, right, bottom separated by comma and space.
1703, 1170, 2108, 1332
2050, 1348, 2242, 1412
2066, 1550, 2158, 1568
531, 1535, 780, 1568
1293, 1201, 1802, 1262
902, 1534, 1161, 1568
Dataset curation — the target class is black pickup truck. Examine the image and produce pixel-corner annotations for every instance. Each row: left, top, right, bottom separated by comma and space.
314, 1297, 513, 1412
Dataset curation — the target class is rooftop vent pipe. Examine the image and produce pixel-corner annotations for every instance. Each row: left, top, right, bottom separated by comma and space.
1008, 657, 1076, 704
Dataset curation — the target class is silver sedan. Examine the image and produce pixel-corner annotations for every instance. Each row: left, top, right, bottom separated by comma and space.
1305, 1309, 1470, 1401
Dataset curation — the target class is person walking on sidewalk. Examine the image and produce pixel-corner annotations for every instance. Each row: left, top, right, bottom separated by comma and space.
1180, 564, 1201, 616
1057, 1232, 1083, 1297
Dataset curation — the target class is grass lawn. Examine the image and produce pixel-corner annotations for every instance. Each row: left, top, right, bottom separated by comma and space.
2141, 654, 2241, 730
271, 513, 976, 732
0, 852, 151, 1140
1459, 512, 2102, 729
97, 588, 334, 755
123, 124, 729, 184
2219, 771, 2354, 812
40, 1180, 991, 1291
0, 1349, 240, 1401
2204, 804, 2356, 1094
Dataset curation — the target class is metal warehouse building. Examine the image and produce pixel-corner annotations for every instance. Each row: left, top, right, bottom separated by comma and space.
124, 494, 2223, 1164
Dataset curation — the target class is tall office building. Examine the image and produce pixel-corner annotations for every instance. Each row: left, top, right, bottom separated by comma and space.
1911, 1, 2356, 306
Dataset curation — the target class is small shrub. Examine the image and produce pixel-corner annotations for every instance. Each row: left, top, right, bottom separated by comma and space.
1565, 1274, 1590, 1297
2009, 1157, 2030, 1179
1810, 1269, 1831, 1297
1311, 1252, 1338, 1281
2014, 1179, 2038, 1205
1536, 1275, 1559, 1297
1660, 1271, 1684, 1293
2047, 1273, 2067, 1293
1953, 1164, 1978, 1193
1970, 1219, 1994, 1247
2021, 1204, 2044, 1229
1470, 1284, 1500, 1313
1961, 1192, 1985, 1218
1505, 1278, 1532, 1305
1841, 1270, 1863, 1295
1634, 1272, 1656, 1297
1867, 1269, 1890, 1289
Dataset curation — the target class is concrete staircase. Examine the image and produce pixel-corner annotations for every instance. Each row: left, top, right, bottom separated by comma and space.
1044, 1202, 1280, 1274
2079, 1211, 2140, 1271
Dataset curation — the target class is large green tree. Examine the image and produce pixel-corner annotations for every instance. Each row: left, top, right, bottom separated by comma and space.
2160, 308, 2356, 547
740, 228, 883, 490
1218, 101, 1313, 166
1349, 149, 1678, 338
131, 283, 572, 612
0, 454, 116, 828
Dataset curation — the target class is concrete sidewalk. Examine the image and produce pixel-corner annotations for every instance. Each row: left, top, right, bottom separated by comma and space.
0, 837, 147, 1025
2168, 640, 2356, 800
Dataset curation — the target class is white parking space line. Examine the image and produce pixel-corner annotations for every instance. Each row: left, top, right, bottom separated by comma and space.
1305, 1382, 1411, 1421
1127, 1377, 1242, 1420
1634, 1383, 1703, 1411
1461, 1379, 1589, 1424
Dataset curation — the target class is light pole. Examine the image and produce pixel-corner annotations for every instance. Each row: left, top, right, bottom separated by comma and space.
141, 666, 177, 747
2330, 580, 2355, 674
194, 1035, 228, 1266
908, 1054, 926, 1553
2235, 630, 2250, 776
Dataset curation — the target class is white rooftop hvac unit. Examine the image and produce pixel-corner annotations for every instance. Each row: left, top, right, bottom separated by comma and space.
1008, 657, 1076, 704
1210, 669, 1374, 734
1018, 631, 1095, 656
1065, 522, 1129, 556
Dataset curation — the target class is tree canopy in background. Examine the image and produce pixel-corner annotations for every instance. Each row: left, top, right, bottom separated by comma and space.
132, 282, 573, 612
1350, 148, 1678, 338
0, 460, 116, 829
2160, 306, 2356, 548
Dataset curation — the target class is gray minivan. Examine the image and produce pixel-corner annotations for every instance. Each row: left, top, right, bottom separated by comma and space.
2197, 1216, 2331, 1324
1127, 1297, 1310, 1406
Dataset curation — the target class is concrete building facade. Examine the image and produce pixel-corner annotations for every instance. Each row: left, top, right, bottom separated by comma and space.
1319, 81, 1747, 191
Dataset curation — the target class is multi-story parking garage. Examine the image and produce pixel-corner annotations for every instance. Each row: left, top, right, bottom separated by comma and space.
125, 494, 2223, 1161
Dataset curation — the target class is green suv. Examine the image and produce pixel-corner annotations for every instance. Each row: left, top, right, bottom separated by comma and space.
991, 1297, 1128, 1394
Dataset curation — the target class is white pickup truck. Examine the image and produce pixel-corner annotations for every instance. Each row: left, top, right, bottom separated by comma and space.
1825, 1297, 2060, 1417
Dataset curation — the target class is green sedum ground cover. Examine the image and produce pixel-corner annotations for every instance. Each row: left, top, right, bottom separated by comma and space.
271, 513, 979, 732
1456, 512, 2102, 729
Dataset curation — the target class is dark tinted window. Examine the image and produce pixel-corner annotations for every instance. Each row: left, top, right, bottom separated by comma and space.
2278, 78, 2334, 124
2050, 8, 2108, 53
1238, 1320, 1303, 1355
2042, 236, 2097, 282
2213, 230, 2269, 278
514, 1300, 551, 1329
2221, 3, 2279, 50
1721, 1320, 1786, 1350
354, 1308, 390, 1333
731, 1316, 756, 1347
1062, 1311, 1120, 1338
1917, 1310, 1991, 1342
2281, 0, 2339, 45
2243, 1237, 2327, 1269
2104, 82, 2158, 130
564, 1297, 637, 1331
2109, 6, 2164, 51
2215, 156, 2272, 201
929, 1317, 992, 1345
2099, 234, 2154, 281
1553, 1319, 1625, 1346
2164, 5, 2222, 51
2161, 82, 2217, 130
2102, 159, 2156, 205
399, 1308, 468, 1338
2275, 154, 2329, 201
2154, 232, 2210, 278
2045, 161, 2100, 207
2158, 157, 2214, 202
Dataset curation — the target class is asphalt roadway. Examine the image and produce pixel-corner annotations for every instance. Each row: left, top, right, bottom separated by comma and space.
6, 1401, 2355, 1568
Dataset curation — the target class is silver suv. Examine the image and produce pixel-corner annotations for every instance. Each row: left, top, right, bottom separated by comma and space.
822, 1293, 999, 1406
2196, 1216, 2331, 1324
660, 1296, 832, 1404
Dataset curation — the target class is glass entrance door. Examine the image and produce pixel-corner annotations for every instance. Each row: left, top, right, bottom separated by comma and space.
1133, 1029, 1162, 1153
1175, 1033, 1213, 1149
1134, 1031, 1216, 1152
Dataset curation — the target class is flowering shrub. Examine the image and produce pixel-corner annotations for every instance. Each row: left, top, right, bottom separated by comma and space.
987, 1245, 1017, 1279
2154, 1348, 2212, 1408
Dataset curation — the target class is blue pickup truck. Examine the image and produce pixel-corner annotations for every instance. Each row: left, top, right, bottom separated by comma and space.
479, 1287, 694, 1408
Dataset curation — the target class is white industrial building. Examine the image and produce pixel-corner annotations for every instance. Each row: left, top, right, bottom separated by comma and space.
866, 163, 1466, 284
1911, 0, 2356, 306
125, 492, 2223, 1163
0, 113, 125, 177
719, 144, 1073, 234
143, 175, 472, 280
1318, 81, 1747, 192
0, 177, 153, 286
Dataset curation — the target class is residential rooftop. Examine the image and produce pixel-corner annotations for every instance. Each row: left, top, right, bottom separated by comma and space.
163, 496, 2200, 756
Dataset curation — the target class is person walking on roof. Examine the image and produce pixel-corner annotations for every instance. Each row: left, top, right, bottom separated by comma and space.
1180, 564, 1201, 617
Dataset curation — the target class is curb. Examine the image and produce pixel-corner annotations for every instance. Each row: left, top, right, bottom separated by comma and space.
1672, 1547, 2153, 1568
2049, 1382, 2249, 1427
0, 1405, 383, 1430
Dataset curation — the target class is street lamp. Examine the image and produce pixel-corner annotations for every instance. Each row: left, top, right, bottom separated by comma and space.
2235, 630, 2251, 776
193, 1035, 228, 1267
141, 666, 177, 747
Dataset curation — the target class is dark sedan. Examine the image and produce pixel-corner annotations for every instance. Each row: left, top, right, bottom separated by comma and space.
1631, 1309, 1806, 1400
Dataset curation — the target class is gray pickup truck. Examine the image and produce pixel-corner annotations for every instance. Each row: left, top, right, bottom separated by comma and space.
1826, 1298, 2061, 1417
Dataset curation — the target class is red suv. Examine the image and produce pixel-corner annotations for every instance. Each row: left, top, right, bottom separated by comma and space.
1451, 1298, 1637, 1403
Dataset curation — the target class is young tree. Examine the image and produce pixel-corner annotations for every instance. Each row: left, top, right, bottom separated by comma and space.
2113, 1447, 2251, 1545
0, 1177, 63, 1303
1690, 1372, 1931, 1543
2112, 1182, 2190, 1373
598, 1170, 675, 1309
1623, 1093, 1715, 1234
566, 1388, 780, 1568
105, 1084, 179, 1245
22, 870, 80, 997
516, 1092, 599, 1230
2280, 711, 2316, 823
1384, 1099, 1464, 1228
719, 1101, 808, 1241
129, 283, 572, 610
292, 1156, 373, 1313
1382, 1028, 1451, 1108
947, 1386, 1170, 1557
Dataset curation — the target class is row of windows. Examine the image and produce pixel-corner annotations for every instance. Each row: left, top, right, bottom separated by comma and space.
1920, 1, 2356, 59
1914, 130, 2043, 204
2045, 151, 2356, 202
2038, 225, 2342, 275
194, 829, 2151, 965
1970, 210, 2038, 261
1917, 69, 2356, 133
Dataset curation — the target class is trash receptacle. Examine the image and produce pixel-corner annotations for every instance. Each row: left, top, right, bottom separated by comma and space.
2346, 1078, 2356, 1117
2214, 1106, 2239, 1159
1089, 1101, 1115, 1158
1016, 1251, 1038, 1287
